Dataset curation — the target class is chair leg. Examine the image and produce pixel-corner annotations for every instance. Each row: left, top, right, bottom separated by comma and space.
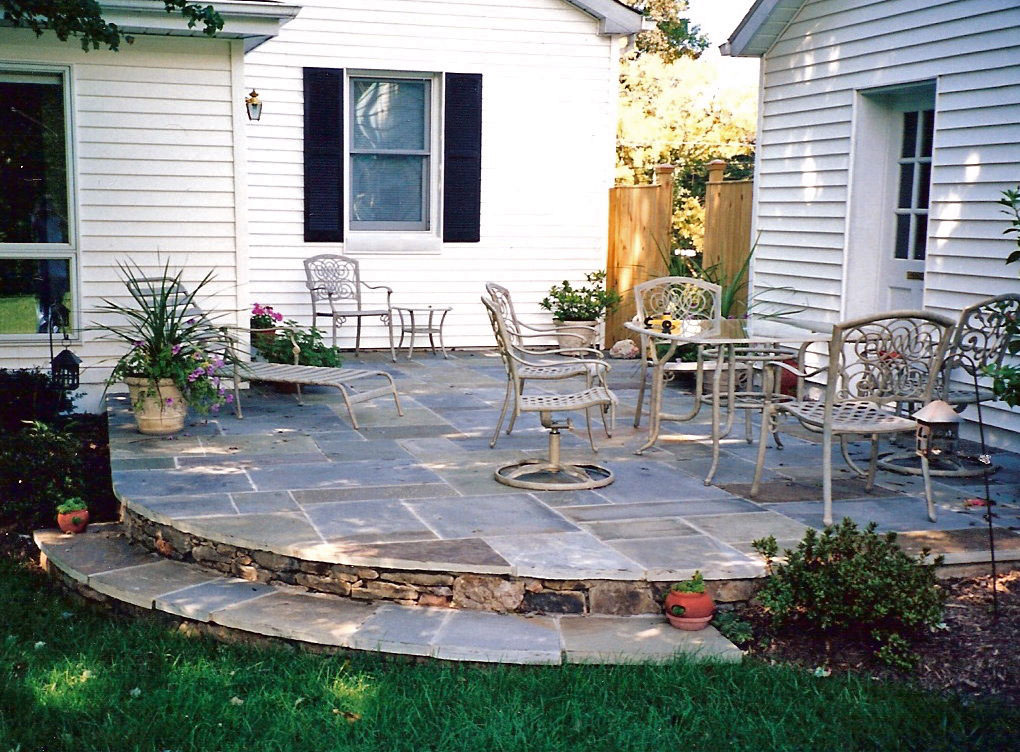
585, 407, 597, 452
355, 318, 363, 357
332, 316, 338, 348
865, 433, 879, 492
751, 405, 772, 497
506, 378, 523, 435
491, 380, 513, 448
386, 313, 396, 362
823, 428, 834, 526
920, 453, 937, 522
634, 358, 648, 428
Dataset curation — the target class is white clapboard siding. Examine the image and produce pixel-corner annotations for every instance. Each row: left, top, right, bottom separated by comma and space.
243, 0, 620, 350
0, 30, 241, 411
750, 0, 1020, 447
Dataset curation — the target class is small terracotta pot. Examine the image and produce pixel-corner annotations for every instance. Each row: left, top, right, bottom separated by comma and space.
666, 612, 714, 631
57, 509, 89, 534
664, 590, 715, 620
779, 358, 799, 397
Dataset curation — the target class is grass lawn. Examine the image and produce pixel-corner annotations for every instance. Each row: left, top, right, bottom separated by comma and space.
0, 295, 38, 334
1, 560, 1017, 751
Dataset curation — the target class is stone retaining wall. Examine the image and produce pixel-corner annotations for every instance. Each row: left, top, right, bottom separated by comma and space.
124, 509, 758, 615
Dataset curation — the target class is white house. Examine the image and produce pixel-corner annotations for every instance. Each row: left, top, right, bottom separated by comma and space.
723, 0, 1020, 448
0, 0, 643, 411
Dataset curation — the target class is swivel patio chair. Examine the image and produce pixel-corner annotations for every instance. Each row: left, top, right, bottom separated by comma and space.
483, 294, 616, 490
751, 310, 955, 526
304, 254, 396, 361
484, 282, 610, 447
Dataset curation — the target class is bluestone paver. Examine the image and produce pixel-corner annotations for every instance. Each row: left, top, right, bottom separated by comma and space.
559, 616, 742, 664
156, 578, 276, 622
89, 559, 219, 609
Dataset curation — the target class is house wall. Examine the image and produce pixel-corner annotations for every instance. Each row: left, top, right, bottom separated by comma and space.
243, 0, 622, 347
750, 0, 1020, 446
0, 30, 245, 411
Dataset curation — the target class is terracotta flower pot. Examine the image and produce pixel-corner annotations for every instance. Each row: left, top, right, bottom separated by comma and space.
57, 509, 89, 534
125, 377, 188, 435
251, 328, 276, 354
664, 589, 715, 631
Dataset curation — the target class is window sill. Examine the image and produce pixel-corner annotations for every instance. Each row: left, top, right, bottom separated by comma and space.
343, 232, 442, 255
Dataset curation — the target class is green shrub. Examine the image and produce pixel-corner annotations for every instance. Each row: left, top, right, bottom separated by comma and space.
669, 570, 706, 593
0, 368, 76, 434
712, 611, 753, 645
751, 518, 946, 668
0, 421, 83, 529
255, 322, 344, 368
56, 497, 87, 514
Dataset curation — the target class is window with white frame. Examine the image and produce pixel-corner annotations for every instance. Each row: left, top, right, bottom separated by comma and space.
893, 108, 934, 261
349, 76, 432, 231
0, 69, 74, 336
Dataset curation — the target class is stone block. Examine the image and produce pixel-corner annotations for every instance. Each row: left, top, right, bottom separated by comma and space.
159, 527, 192, 555
192, 545, 228, 565
294, 573, 352, 596
381, 571, 454, 587
298, 560, 331, 576
542, 580, 586, 591
252, 550, 298, 572
236, 564, 258, 581
425, 586, 452, 597
523, 590, 585, 614
452, 575, 525, 612
352, 581, 419, 601
418, 594, 451, 608
707, 579, 758, 603
588, 582, 657, 615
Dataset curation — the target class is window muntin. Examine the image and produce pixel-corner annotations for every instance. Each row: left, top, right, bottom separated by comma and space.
349, 76, 431, 231
893, 109, 933, 261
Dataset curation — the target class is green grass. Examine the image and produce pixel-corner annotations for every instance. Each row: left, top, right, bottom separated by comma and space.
1, 559, 1016, 752
0, 294, 39, 334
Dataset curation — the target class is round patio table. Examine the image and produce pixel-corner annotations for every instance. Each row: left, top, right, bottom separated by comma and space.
625, 317, 833, 484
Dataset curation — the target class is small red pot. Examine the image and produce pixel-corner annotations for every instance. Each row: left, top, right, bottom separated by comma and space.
57, 509, 89, 534
664, 590, 715, 620
779, 358, 799, 397
665, 613, 714, 631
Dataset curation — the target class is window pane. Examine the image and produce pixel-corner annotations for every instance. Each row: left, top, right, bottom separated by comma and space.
894, 214, 911, 259
913, 213, 928, 260
351, 155, 426, 223
0, 258, 72, 334
0, 76, 68, 244
917, 162, 931, 209
921, 109, 935, 157
352, 79, 426, 151
900, 111, 918, 158
897, 163, 914, 209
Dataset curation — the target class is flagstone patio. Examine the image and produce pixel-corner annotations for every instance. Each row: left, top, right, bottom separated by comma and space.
104, 349, 1020, 600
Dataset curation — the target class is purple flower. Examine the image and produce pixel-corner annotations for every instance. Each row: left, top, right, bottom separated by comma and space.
165, 397, 174, 405
211, 404, 220, 413
186, 318, 196, 325
171, 344, 182, 355
132, 340, 143, 348
224, 393, 234, 403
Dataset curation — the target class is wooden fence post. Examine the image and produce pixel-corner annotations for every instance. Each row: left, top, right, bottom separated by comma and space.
702, 159, 753, 317
605, 164, 674, 346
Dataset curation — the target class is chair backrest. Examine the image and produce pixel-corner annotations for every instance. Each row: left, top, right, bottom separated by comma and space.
481, 294, 521, 387
632, 277, 722, 326
304, 254, 363, 307
943, 293, 1020, 377
826, 311, 955, 406
484, 282, 527, 344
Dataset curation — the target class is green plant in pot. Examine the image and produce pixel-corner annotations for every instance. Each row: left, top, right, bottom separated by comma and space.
539, 270, 621, 353
95, 261, 236, 435
56, 497, 89, 534
254, 322, 344, 368
663, 570, 715, 630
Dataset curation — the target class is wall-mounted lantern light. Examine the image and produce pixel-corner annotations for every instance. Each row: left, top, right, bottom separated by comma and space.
245, 89, 262, 121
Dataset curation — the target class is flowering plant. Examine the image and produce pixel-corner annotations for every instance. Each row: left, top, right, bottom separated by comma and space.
250, 303, 283, 330
96, 262, 236, 415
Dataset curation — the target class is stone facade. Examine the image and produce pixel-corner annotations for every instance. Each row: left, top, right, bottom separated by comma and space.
124, 509, 758, 615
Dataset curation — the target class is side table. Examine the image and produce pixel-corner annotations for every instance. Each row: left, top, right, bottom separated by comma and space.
393, 306, 452, 359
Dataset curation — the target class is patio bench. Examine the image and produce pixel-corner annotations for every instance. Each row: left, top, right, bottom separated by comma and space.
233, 361, 403, 430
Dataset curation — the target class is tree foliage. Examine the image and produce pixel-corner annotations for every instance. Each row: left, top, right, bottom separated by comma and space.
0, 0, 223, 51
627, 0, 709, 62
617, 52, 756, 250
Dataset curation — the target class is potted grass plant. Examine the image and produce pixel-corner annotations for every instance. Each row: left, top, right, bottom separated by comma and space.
96, 261, 236, 435
663, 570, 715, 630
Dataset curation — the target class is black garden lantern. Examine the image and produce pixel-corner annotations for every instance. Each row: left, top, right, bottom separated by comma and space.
913, 399, 961, 460
51, 344, 81, 391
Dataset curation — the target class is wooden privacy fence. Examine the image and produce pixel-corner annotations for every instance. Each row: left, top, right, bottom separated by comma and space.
605, 159, 753, 344
604, 165, 673, 345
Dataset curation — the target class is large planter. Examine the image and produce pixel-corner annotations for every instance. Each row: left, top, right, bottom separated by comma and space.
125, 377, 188, 435
553, 319, 599, 356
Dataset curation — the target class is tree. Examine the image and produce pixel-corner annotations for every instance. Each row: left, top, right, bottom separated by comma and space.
627, 0, 709, 62
617, 53, 756, 251
1, 0, 223, 51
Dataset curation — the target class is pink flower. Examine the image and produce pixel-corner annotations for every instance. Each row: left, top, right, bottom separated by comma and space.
271, 311, 283, 322
224, 393, 234, 403
165, 397, 174, 405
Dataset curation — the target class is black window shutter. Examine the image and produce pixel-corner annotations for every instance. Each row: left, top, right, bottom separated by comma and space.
443, 73, 482, 243
304, 68, 344, 242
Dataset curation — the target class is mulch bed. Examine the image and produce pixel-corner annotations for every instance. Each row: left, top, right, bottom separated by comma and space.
736, 568, 1020, 705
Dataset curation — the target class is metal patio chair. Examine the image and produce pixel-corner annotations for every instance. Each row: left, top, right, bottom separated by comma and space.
304, 254, 396, 361
484, 282, 610, 447
751, 310, 955, 526
482, 294, 616, 490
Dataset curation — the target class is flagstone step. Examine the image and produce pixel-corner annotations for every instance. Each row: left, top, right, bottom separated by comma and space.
35, 525, 742, 666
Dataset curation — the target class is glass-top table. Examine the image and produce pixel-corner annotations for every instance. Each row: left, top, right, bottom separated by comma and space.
624, 317, 833, 484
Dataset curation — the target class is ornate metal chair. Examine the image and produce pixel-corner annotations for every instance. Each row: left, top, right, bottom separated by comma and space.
482, 295, 616, 490
751, 311, 955, 526
484, 282, 609, 447
632, 276, 722, 428
303, 254, 396, 361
